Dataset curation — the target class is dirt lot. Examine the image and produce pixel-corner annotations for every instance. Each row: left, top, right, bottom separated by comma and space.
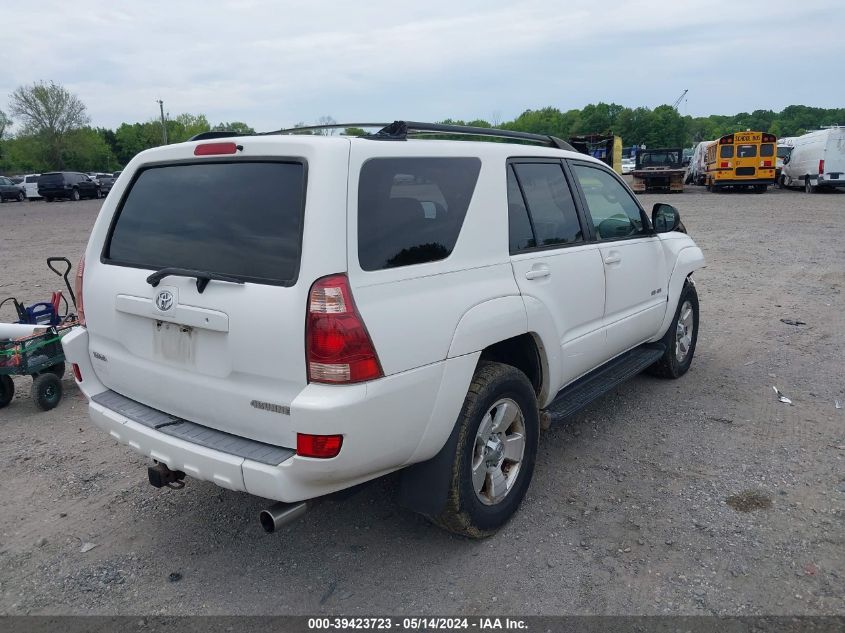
0, 186, 843, 616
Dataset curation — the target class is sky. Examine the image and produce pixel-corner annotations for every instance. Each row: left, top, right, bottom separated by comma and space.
1, 0, 842, 132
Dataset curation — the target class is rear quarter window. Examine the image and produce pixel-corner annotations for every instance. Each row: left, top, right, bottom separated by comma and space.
104, 161, 306, 286
357, 157, 481, 271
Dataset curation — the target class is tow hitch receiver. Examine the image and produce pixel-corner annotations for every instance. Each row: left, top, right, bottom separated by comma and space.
147, 462, 186, 489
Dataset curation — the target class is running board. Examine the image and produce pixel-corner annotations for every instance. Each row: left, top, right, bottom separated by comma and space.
544, 344, 665, 420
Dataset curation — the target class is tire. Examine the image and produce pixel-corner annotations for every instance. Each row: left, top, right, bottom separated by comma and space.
754, 184, 767, 193
0, 375, 14, 409
805, 177, 816, 194
45, 197, 53, 203
70, 188, 80, 201
16, 191, 25, 202
777, 176, 785, 189
647, 280, 699, 379
430, 362, 539, 538
45, 362, 66, 379
31, 373, 62, 411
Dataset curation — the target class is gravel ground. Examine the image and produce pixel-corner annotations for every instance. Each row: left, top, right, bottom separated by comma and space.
0, 185, 843, 616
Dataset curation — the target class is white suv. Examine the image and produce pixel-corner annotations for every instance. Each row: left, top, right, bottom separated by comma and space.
62, 121, 704, 537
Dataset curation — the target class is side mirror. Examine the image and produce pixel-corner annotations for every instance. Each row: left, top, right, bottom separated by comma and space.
652, 203, 681, 233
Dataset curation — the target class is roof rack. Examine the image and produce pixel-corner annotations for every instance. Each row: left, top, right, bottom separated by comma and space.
260, 123, 389, 136
263, 121, 575, 151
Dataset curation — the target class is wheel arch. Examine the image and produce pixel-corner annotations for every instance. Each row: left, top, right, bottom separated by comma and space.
652, 244, 704, 340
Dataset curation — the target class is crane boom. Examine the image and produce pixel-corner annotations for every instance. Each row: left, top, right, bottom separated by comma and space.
672, 89, 689, 110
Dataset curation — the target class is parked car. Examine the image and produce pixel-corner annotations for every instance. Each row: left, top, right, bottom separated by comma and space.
96, 173, 116, 195
779, 127, 845, 192
63, 122, 704, 537
621, 158, 635, 174
0, 176, 25, 202
37, 172, 100, 201
21, 174, 42, 200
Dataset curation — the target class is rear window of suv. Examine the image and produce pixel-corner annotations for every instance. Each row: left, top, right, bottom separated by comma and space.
39, 173, 65, 184
104, 161, 306, 286
357, 157, 481, 271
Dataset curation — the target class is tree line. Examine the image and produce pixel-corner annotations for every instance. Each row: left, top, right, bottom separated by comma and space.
1, 81, 843, 174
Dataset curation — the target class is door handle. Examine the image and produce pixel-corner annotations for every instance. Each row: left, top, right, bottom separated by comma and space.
525, 268, 551, 280
604, 253, 622, 265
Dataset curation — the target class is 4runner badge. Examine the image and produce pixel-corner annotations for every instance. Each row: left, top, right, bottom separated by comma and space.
155, 290, 174, 312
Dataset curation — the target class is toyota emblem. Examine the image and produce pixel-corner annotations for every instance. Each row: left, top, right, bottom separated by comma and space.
155, 290, 174, 312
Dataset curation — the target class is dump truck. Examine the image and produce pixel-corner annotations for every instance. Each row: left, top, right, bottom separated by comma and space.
631, 148, 685, 193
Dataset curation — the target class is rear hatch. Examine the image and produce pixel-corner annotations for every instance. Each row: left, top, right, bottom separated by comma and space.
82, 138, 350, 447
38, 172, 66, 194
823, 129, 845, 176
732, 132, 761, 179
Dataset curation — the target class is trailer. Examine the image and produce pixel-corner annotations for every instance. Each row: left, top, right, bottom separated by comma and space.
630, 147, 685, 193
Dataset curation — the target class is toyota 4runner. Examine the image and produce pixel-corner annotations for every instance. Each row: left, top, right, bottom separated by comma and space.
62, 121, 704, 537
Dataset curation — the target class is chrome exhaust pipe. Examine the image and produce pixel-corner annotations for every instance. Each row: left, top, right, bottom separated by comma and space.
259, 501, 307, 533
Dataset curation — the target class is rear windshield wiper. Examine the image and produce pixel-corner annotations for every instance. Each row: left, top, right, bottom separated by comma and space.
146, 268, 245, 293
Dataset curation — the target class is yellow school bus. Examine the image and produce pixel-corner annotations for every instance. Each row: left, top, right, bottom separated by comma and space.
705, 131, 777, 192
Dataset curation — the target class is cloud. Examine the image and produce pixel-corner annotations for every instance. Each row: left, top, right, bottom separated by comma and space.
1, 0, 842, 131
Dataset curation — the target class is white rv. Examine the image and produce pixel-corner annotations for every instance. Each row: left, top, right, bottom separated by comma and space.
686, 140, 714, 185
775, 137, 796, 182
780, 127, 845, 192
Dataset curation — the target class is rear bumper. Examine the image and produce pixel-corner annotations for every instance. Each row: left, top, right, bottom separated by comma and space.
38, 189, 70, 198
816, 176, 845, 188
711, 178, 771, 187
61, 326, 478, 503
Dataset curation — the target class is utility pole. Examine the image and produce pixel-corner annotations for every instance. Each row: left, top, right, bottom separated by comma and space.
156, 99, 168, 145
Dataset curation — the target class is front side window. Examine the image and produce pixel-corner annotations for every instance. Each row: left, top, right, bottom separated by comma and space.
720, 145, 734, 159
571, 164, 645, 241
357, 157, 480, 271
106, 161, 306, 285
512, 162, 582, 247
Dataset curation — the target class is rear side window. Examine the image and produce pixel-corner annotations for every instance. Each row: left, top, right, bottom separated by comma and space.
507, 166, 535, 253
105, 161, 306, 285
25, 176, 39, 183
761, 144, 774, 157
720, 145, 734, 159
512, 162, 582, 247
358, 157, 481, 271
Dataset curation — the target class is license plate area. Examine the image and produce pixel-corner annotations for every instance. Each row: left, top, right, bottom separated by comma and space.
153, 321, 196, 365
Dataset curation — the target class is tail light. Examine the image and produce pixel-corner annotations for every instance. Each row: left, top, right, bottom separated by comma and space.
72, 363, 82, 382
819, 159, 825, 175
763, 160, 772, 167
720, 161, 729, 169
297, 433, 343, 458
75, 255, 86, 326
306, 274, 383, 384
